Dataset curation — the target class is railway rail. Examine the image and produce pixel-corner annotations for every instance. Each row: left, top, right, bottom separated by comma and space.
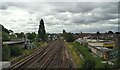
7, 39, 75, 69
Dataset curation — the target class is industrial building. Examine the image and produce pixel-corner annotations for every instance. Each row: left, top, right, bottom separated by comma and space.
88, 45, 111, 60
76, 37, 116, 60
103, 41, 115, 49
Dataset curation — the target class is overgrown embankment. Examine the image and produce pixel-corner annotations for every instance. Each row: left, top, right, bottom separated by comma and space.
65, 41, 110, 69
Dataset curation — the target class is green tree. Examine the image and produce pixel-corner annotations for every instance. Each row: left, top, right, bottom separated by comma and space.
9, 30, 13, 33
115, 32, 120, 34
38, 19, 46, 41
1, 25, 10, 34
15, 32, 25, 39
108, 31, 114, 34
2, 32, 10, 41
63, 32, 75, 42
10, 34, 16, 39
2, 44, 10, 61
1, 24, 10, 41
26, 32, 36, 40
96, 31, 100, 35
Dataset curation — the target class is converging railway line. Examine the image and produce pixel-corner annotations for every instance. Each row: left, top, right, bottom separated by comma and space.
8, 39, 75, 69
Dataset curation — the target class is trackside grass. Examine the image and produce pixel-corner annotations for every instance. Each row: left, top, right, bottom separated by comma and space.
65, 41, 84, 68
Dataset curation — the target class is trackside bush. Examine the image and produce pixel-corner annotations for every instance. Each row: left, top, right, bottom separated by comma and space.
10, 45, 23, 56
2, 44, 10, 61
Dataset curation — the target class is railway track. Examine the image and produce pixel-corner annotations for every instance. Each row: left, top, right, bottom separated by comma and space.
46, 39, 63, 68
7, 39, 75, 69
8, 41, 55, 69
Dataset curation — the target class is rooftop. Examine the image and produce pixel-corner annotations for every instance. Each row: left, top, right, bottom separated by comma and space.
88, 42, 103, 47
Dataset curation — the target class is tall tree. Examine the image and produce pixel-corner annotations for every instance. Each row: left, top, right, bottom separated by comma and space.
63, 29, 66, 34
38, 19, 46, 41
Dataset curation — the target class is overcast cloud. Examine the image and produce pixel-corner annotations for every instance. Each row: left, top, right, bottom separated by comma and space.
0, 2, 118, 33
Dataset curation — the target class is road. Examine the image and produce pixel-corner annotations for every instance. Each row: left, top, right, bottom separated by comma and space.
8, 39, 75, 69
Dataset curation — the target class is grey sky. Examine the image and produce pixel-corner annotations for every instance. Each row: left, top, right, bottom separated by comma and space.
0, 2, 119, 33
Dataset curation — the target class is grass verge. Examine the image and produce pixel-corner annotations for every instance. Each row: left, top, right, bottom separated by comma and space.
64, 41, 84, 68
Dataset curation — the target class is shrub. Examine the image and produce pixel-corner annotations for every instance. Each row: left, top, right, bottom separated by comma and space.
10, 45, 23, 56
95, 61, 106, 68
2, 44, 10, 61
82, 58, 96, 69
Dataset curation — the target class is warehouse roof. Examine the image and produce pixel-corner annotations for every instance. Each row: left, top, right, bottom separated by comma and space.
104, 41, 114, 44
95, 47, 112, 52
88, 42, 103, 47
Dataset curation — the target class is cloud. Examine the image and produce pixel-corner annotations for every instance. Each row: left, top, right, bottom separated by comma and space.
0, 2, 118, 33
0, 3, 8, 10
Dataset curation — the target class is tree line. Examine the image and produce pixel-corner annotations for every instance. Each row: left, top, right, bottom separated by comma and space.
0, 24, 37, 41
